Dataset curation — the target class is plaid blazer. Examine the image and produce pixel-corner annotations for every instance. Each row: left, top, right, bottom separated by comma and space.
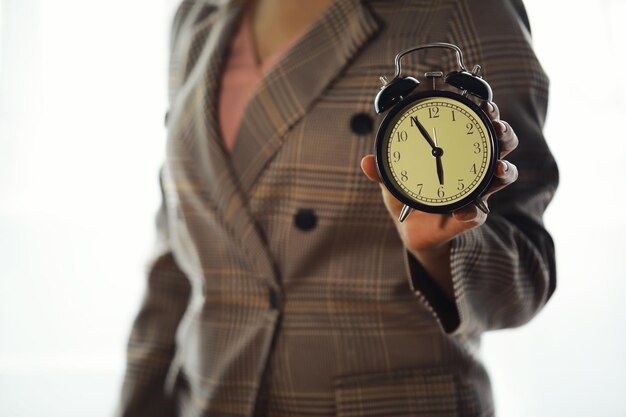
117, 0, 558, 416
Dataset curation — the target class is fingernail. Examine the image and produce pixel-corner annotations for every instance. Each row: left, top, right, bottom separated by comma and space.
459, 214, 477, 223
502, 160, 510, 173
487, 102, 495, 113
456, 208, 478, 222
495, 120, 507, 133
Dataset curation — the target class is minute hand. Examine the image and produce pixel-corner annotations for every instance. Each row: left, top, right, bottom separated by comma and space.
433, 127, 444, 185
410, 115, 436, 149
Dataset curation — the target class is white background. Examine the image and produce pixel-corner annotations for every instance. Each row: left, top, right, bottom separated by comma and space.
1, 1, 625, 416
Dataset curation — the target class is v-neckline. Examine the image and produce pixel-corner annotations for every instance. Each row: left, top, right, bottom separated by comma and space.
242, 6, 319, 76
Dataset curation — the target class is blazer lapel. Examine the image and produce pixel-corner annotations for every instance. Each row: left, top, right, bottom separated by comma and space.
171, 0, 380, 289
229, 0, 381, 193
170, 0, 282, 288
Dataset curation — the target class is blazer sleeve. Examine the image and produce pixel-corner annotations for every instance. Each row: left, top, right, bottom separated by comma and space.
115, 170, 191, 417
405, 0, 559, 336
116, 3, 202, 415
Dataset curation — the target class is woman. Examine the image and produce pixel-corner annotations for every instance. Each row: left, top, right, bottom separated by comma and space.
117, 0, 558, 416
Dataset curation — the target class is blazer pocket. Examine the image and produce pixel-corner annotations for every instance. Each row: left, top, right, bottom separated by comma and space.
334, 367, 459, 417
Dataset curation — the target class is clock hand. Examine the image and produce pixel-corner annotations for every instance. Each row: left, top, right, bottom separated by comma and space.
433, 127, 444, 185
410, 115, 436, 149
435, 154, 444, 185
411, 115, 444, 185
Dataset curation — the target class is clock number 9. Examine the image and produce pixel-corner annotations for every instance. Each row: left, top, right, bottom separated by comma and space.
392, 151, 401, 162
401, 170, 408, 182
396, 131, 408, 142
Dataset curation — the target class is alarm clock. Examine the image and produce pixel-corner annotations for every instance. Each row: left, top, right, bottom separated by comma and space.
374, 43, 498, 222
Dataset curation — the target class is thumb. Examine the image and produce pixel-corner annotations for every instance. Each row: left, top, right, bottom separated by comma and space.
360, 154, 382, 183
360, 154, 405, 217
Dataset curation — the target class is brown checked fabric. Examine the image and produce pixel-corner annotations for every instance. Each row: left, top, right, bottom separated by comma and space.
116, 0, 558, 416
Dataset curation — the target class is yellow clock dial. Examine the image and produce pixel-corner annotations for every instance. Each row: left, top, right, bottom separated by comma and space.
381, 96, 493, 207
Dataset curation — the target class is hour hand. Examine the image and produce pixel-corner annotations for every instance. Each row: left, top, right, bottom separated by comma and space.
410, 116, 436, 149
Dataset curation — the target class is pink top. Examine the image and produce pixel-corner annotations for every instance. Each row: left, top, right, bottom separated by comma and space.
219, 11, 304, 153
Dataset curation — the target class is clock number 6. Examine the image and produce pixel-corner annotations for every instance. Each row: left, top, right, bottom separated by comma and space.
437, 186, 445, 198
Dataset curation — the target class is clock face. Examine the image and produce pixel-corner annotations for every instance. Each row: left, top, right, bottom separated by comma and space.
375, 91, 497, 213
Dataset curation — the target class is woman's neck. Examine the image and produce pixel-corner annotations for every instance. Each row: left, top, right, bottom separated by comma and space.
250, 0, 334, 63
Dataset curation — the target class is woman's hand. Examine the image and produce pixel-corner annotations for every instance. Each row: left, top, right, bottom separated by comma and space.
360, 101, 519, 298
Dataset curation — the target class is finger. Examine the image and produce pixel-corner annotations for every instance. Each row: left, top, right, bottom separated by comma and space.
360, 155, 382, 183
494, 120, 518, 159
451, 203, 488, 229
360, 155, 405, 216
483, 160, 519, 200
481, 100, 500, 121
480, 101, 518, 159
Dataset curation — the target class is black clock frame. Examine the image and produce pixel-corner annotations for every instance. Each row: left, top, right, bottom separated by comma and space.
374, 90, 499, 214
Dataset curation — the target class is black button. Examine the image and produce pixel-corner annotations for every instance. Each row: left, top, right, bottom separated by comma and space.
294, 209, 317, 231
350, 112, 374, 135
164, 111, 169, 127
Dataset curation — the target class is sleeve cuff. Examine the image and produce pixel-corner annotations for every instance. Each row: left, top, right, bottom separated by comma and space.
404, 249, 460, 333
